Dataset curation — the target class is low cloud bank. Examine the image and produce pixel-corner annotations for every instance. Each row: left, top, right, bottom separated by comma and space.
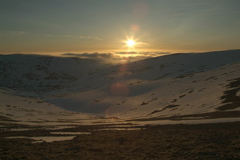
62, 52, 171, 64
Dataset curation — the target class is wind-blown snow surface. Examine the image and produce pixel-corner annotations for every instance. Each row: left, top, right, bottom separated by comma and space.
1, 50, 240, 126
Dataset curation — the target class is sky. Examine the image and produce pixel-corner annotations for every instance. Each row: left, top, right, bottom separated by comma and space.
0, 0, 240, 55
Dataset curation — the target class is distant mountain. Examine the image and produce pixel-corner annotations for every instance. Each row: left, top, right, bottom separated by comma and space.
1, 50, 240, 124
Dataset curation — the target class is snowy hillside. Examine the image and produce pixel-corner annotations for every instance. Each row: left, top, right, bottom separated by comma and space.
0, 54, 110, 92
1, 50, 240, 126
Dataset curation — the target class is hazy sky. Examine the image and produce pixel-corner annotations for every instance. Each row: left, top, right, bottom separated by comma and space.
1, 0, 240, 54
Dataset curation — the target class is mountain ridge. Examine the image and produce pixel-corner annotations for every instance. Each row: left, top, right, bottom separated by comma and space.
1, 49, 240, 125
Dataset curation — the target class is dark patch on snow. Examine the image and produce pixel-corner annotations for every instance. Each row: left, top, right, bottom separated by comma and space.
217, 78, 240, 111
130, 111, 240, 122
141, 102, 148, 106
179, 94, 186, 98
148, 105, 180, 115
140, 98, 158, 106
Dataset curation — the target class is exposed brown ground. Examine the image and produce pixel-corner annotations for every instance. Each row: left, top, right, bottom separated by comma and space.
1, 122, 240, 160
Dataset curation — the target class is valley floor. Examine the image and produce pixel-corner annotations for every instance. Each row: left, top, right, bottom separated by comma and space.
1, 122, 240, 160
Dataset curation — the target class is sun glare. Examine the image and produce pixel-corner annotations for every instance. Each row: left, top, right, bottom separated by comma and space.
126, 40, 136, 48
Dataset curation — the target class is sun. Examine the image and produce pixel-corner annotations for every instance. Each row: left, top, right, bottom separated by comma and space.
126, 40, 136, 48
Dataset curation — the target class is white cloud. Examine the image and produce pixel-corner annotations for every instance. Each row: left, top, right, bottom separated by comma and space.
79, 36, 102, 40
137, 41, 150, 46
62, 51, 171, 64
44, 34, 102, 40
63, 52, 114, 58
0, 31, 25, 36
62, 35, 72, 38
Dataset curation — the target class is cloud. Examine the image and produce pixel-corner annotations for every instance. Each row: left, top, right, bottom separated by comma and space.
62, 52, 171, 64
45, 34, 54, 37
62, 35, 72, 38
44, 34, 102, 40
63, 52, 114, 59
79, 36, 102, 40
137, 41, 150, 45
0, 31, 25, 36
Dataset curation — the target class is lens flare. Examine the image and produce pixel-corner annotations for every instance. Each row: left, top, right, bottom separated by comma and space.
110, 82, 129, 97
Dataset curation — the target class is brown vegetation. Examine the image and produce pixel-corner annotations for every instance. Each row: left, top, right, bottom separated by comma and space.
1, 122, 239, 160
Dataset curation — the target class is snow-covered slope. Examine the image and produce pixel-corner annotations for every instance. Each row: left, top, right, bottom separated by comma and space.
0, 54, 108, 92
1, 50, 240, 125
